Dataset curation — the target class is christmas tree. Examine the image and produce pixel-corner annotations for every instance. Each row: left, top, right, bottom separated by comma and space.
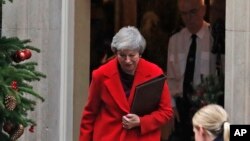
0, 1, 46, 140
0, 36, 46, 140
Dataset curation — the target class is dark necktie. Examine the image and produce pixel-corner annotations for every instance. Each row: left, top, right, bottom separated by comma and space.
183, 34, 197, 98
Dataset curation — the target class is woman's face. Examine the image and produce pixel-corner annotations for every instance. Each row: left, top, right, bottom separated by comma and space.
117, 49, 140, 75
193, 127, 210, 141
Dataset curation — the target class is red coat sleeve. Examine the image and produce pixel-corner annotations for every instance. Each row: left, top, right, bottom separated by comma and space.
79, 71, 102, 141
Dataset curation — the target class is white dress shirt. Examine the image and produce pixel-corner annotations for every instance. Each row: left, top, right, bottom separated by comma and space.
167, 21, 216, 97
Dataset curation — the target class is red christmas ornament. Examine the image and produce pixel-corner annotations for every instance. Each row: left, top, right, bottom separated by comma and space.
16, 50, 26, 61
12, 49, 32, 62
23, 49, 32, 59
11, 81, 18, 90
29, 125, 35, 133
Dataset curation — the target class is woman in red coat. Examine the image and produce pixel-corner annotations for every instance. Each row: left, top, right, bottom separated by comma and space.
79, 26, 173, 141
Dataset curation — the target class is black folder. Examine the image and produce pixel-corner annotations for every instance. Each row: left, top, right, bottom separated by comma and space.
130, 74, 167, 116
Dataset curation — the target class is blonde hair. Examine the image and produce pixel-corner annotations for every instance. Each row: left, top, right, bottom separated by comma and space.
192, 104, 230, 141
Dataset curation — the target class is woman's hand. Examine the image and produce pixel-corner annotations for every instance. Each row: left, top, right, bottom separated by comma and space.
122, 114, 140, 129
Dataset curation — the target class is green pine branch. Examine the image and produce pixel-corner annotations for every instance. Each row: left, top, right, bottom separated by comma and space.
18, 87, 45, 102
0, 0, 13, 4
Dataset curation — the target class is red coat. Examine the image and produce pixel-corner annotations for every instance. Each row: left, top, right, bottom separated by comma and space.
79, 58, 173, 141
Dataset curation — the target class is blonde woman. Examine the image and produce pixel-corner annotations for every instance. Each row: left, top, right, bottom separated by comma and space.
192, 104, 230, 141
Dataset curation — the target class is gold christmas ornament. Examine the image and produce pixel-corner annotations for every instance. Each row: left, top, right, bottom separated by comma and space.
4, 95, 17, 111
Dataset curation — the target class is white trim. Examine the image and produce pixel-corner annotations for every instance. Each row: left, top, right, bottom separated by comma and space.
60, 0, 74, 141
